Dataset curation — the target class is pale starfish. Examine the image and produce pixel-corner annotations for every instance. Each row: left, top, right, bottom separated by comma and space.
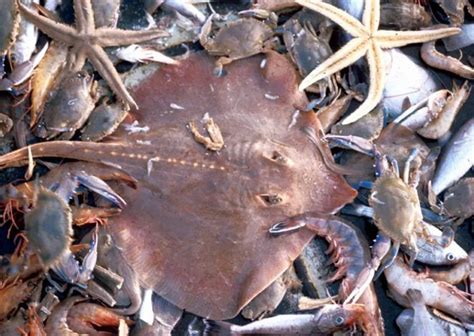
18, 0, 168, 109
297, 0, 460, 125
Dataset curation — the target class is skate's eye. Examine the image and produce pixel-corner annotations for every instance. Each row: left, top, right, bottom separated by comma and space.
258, 194, 283, 206
265, 150, 290, 166
271, 151, 285, 162
446, 253, 455, 261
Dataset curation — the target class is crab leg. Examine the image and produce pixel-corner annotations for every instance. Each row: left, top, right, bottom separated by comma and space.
374, 240, 400, 280
51, 228, 98, 286
403, 148, 419, 185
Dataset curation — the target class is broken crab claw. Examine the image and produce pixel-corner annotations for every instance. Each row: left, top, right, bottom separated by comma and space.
115, 44, 179, 65
50, 170, 126, 209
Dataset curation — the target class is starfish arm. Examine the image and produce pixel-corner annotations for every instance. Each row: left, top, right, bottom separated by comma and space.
375, 27, 461, 49
296, 0, 368, 38
342, 42, 385, 125
73, 0, 85, 32
18, 1, 78, 45
96, 28, 169, 47
67, 45, 87, 72
362, 0, 380, 34
88, 45, 138, 109
299, 37, 368, 91
74, 0, 95, 34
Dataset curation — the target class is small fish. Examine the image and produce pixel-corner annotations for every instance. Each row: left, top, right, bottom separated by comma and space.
414, 223, 467, 266
400, 289, 446, 336
432, 118, 474, 194
204, 304, 365, 335
397, 308, 467, 336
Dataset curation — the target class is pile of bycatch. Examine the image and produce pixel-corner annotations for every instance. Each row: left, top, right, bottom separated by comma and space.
0, 0, 472, 335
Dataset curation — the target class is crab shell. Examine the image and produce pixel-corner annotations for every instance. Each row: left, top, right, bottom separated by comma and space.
369, 173, 422, 250
24, 189, 73, 269
41, 71, 97, 139
202, 17, 274, 60
0, 51, 356, 320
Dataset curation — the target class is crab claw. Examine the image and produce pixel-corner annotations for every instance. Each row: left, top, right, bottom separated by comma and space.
76, 172, 126, 208
324, 134, 375, 155
77, 227, 99, 284
268, 220, 306, 236
51, 227, 99, 286
374, 241, 401, 280
51, 253, 82, 287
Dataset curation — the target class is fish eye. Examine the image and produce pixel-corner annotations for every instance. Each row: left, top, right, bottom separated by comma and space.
446, 253, 455, 261
335, 316, 345, 326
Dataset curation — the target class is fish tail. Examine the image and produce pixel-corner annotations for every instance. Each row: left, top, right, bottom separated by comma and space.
203, 320, 238, 336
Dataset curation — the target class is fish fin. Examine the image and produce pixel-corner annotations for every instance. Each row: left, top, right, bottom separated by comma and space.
406, 288, 424, 305
203, 320, 235, 336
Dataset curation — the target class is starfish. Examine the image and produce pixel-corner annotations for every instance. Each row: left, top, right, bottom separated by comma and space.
18, 0, 168, 109
297, 0, 460, 125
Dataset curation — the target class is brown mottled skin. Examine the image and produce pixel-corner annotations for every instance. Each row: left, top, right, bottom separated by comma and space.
0, 52, 356, 319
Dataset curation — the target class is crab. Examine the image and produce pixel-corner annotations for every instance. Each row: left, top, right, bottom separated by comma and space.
12, 169, 128, 288
200, 12, 276, 75
35, 71, 98, 140
0, 51, 356, 320
282, 18, 338, 102
320, 139, 438, 304
80, 99, 130, 142
369, 148, 426, 268
332, 140, 431, 266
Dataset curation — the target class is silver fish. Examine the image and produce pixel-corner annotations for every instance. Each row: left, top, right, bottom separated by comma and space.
397, 289, 447, 336
432, 118, 474, 194
204, 304, 366, 335
414, 223, 468, 266
397, 307, 467, 336
10, 0, 39, 66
